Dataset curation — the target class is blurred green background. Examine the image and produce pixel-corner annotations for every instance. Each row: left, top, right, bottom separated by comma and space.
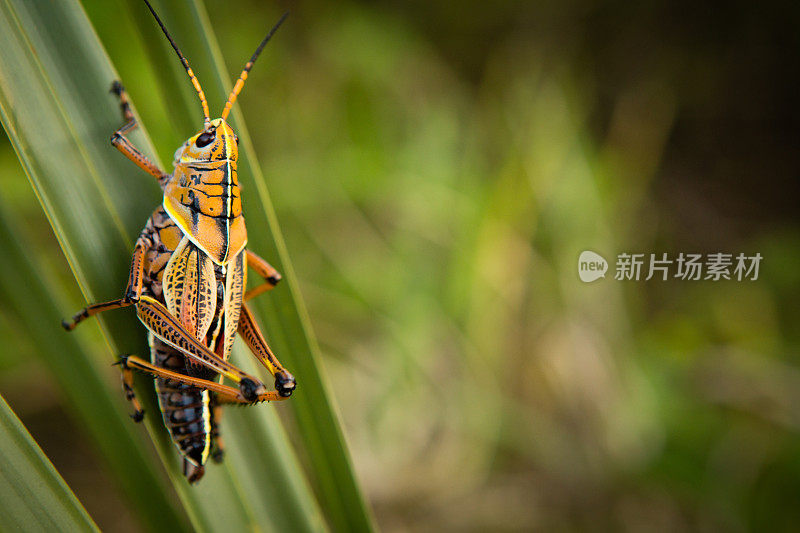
1, 0, 799, 531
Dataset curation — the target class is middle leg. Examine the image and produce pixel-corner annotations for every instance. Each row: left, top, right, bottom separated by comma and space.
62, 237, 149, 331
244, 250, 282, 301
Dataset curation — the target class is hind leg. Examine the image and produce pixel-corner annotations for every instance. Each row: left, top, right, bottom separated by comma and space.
237, 303, 296, 397
120, 355, 286, 403
134, 295, 267, 399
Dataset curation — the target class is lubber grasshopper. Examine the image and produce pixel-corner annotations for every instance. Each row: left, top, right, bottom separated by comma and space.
62, 0, 295, 483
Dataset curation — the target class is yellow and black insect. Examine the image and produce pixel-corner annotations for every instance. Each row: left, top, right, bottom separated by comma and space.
62, 0, 295, 483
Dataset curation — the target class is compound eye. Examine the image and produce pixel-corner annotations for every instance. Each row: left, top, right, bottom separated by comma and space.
195, 131, 215, 148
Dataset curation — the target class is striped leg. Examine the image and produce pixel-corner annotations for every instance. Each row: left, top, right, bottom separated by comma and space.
62, 237, 148, 331
117, 356, 145, 422
237, 302, 296, 397
134, 296, 267, 400
62, 298, 132, 331
109, 81, 170, 187
244, 250, 282, 301
120, 355, 286, 403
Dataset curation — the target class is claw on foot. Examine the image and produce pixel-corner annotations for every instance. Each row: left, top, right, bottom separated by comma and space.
275, 371, 296, 398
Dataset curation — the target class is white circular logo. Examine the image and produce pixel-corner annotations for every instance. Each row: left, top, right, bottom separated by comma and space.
578, 251, 608, 282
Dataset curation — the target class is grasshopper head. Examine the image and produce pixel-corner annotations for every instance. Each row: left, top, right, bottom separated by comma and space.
173, 119, 238, 166
143, 0, 286, 159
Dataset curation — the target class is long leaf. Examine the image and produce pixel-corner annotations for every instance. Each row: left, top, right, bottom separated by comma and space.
116, 1, 375, 529
0, 392, 99, 532
0, 0, 325, 531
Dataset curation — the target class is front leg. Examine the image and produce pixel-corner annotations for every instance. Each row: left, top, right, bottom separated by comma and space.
109, 81, 170, 188
237, 302, 296, 397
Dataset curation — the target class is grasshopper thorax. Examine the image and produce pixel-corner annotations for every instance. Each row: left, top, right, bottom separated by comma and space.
164, 118, 246, 266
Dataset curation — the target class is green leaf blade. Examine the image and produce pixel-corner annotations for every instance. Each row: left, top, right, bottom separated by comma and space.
0, 191, 190, 533
0, 393, 99, 533
0, 0, 338, 531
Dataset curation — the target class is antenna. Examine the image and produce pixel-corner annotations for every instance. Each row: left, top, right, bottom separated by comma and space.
220, 11, 289, 121
142, 0, 211, 127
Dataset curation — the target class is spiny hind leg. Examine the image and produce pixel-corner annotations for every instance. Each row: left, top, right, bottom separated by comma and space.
116, 355, 145, 422
109, 81, 169, 186
119, 355, 286, 403
134, 296, 267, 399
244, 250, 282, 301
62, 238, 148, 331
237, 302, 296, 397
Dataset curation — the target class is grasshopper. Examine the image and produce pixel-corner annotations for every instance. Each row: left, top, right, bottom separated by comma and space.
62, 1, 295, 483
